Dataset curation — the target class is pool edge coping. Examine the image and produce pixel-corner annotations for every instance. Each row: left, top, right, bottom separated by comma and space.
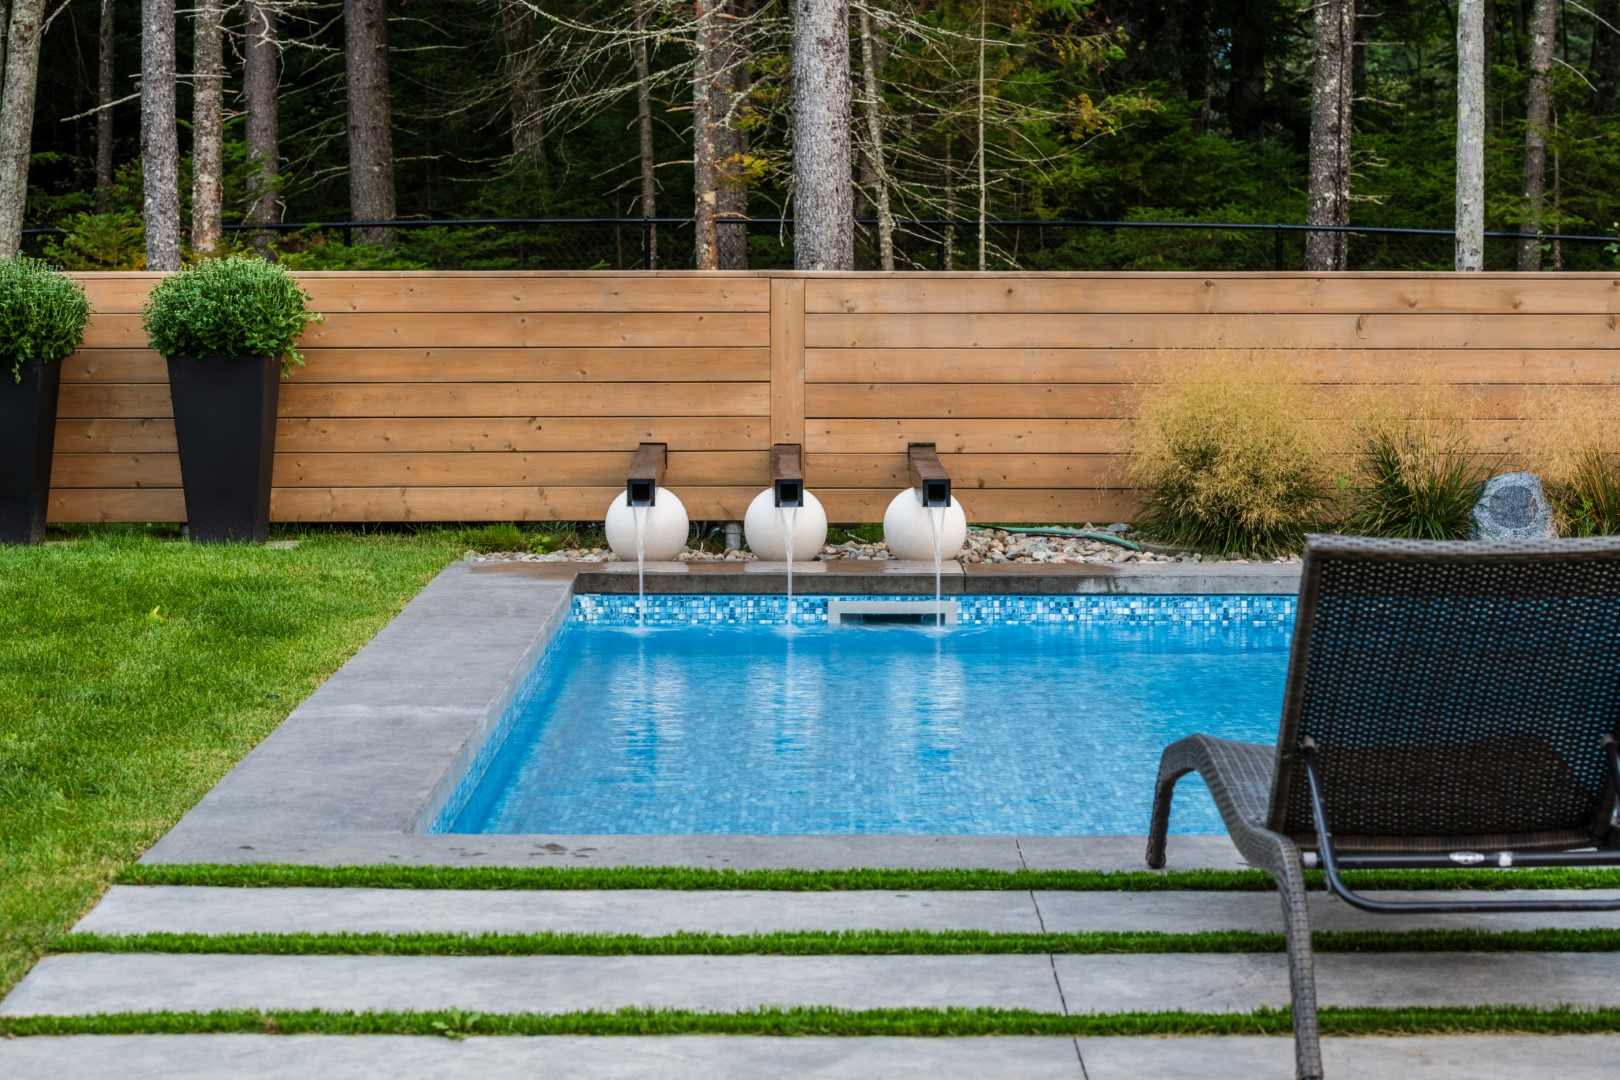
138, 561, 1297, 872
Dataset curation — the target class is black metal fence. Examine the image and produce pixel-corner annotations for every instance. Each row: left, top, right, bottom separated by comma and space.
23, 216, 1620, 272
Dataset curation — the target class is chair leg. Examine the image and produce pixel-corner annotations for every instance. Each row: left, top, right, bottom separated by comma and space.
1146, 764, 1191, 870
1272, 846, 1324, 1080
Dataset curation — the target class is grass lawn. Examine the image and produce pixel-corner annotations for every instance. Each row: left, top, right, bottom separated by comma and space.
0, 529, 461, 996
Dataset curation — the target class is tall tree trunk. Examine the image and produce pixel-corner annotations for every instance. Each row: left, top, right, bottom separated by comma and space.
976, 0, 986, 270
191, 0, 224, 254
498, 0, 544, 166
0, 0, 44, 255
858, 6, 892, 271
633, 0, 656, 269
141, 0, 180, 270
791, 0, 851, 270
1593, 0, 1620, 113
344, 0, 395, 246
713, 0, 749, 270
1455, 0, 1486, 271
243, 0, 279, 250
942, 133, 954, 270
691, 0, 719, 269
1517, 0, 1556, 270
1306, 0, 1353, 271
95, 0, 115, 207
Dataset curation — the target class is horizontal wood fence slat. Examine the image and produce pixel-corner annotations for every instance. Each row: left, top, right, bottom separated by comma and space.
50, 272, 1620, 527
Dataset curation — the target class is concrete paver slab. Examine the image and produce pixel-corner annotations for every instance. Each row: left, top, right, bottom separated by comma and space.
75, 887, 1045, 936
1033, 888, 1620, 934
3, 1033, 1612, 1080
1016, 834, 1246, 872
0, 954, 1066, 1017
1078, 1034, 1620, 1079
0, 1035, 1085, 1080
1052, 951, 1620, 1012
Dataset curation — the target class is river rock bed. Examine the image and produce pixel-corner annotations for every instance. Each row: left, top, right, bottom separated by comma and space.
464, 526, 1302, 566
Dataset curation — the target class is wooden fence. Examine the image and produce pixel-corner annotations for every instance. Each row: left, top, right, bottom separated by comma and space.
55, 271, 1620, 525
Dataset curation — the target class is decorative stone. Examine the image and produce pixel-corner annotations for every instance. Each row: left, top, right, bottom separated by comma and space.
1106, 522, 1131, 535
604, 488, 690, 562
743, 488, 828, 561
882, 488, 968, 561
1469, 472, 1557, 541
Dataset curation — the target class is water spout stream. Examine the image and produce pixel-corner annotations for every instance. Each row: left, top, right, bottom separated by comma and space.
780, 506, 798, 624
632, 504, 649, 627
928, 503, 946, 627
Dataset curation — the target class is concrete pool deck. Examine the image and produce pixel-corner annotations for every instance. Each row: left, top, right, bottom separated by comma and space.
139, 558, 1299, 870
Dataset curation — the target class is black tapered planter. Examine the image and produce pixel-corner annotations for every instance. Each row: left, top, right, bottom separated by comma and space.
0, 358, 62, 544
166, 355, 280, 543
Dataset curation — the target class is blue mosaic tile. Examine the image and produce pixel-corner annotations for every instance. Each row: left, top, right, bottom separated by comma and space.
571, 592, 1295, 627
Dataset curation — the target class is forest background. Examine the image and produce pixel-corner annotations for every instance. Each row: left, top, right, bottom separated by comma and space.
13, 0, 1620, 272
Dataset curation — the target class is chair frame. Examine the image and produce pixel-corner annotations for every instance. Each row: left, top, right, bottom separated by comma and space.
1146, 536, 1620, 1080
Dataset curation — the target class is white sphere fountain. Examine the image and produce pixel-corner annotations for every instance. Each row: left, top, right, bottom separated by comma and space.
882, 487, 968, 561
743, 488, 827, 562
604, 487, 690, 563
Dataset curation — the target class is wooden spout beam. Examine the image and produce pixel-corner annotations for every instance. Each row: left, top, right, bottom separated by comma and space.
626, 442, 667, 506
908, 444, 952, 507
771, 443, 804, 507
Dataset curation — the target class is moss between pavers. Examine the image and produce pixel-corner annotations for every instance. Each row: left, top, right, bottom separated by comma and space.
48, 927, 1620, 957
118, 862, 1620, 893
6, 1005, 1620, 1039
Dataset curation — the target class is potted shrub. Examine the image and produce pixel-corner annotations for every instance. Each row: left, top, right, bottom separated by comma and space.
143, 254, 320, 542
0, 256, 91, 544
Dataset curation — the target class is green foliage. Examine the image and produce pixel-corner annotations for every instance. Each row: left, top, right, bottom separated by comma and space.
1340, 427, 1486, 540
275, 232, 429, 271
141, 255, 322, 372
458, 523, 527, 553
39, 211, 146, 270
430, 1007, 484, 1040
8, 1004, 1620, 1040
52, 925, 1620, 959
827, 524, 884, 545
1547, 449, 1620, 538
0, 256, 92, 382
117, 860, 1620, 893
0, 531, 462, 996
1130, 352, 1330, 558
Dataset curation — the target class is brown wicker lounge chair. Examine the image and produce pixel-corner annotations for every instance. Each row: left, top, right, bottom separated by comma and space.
1146, 535, 1620, 1080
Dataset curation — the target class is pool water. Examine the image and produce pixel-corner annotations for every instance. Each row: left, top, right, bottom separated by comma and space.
445, 599, 1292, 835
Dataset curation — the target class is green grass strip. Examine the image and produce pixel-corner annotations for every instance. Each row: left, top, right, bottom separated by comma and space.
117, 862, 1620, 893
5, 1005, 1620, 1039
48, 927, 1620, 958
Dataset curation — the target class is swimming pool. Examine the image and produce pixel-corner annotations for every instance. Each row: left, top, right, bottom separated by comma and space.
436, 594, 1293, 836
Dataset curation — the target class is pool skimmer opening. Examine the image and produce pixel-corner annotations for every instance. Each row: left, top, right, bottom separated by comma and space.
825, 599, 959, 626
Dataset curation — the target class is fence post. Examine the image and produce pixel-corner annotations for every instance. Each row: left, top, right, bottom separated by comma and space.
770, 277, 806, 448
1274, 225, 1285, 271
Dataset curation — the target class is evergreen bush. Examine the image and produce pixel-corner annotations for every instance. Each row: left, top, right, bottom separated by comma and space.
142, 254, 321, 373
0, 255, 92, 383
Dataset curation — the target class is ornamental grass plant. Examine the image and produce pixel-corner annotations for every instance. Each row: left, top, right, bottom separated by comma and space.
1129, 350, 1332, 558
1519, 386, 1620, 536
1338, 382, 1487, 541
141, 254, 321, 373
0, 255, 91, 382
